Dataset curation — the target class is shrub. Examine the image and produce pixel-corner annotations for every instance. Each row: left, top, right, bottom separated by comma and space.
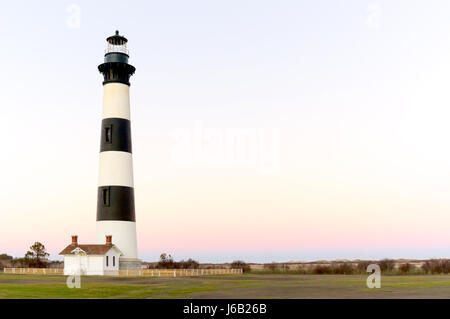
230, 260, 251, 273
156, 253, 200, 269
312, 265, 333, 274
333, 263, 355, 275
264, 263, 278, 272
399, 263, 413, 274
178, 258, 199, 269
379, 259, 395, 272
421, 261, 431, 273
356, 261, 373, 274
0, 254, 13, 261
421, 259, 450, 274
156, 253, 175, 269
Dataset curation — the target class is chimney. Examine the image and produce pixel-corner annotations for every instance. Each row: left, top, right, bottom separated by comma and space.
71, 235, 78, 246
106, 235, 112, 246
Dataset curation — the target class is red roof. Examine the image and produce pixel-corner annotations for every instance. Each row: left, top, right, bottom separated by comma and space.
59, 244, 117, 255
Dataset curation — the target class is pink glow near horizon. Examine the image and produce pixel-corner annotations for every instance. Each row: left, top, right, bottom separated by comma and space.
1, 2, 450, 262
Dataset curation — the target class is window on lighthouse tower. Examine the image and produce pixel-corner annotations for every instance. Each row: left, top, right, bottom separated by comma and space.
102, 187, 110, 207
105, 125, 112, 143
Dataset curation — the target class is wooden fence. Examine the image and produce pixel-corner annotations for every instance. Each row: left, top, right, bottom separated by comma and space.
4, 268, 63, 275
4, 268, 243, 277
115, 268, 243, 277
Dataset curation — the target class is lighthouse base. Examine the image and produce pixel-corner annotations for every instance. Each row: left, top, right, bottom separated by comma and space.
119, 258, 142, 270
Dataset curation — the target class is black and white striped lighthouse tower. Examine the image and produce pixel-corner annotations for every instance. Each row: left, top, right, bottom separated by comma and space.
96, 31, 140, 269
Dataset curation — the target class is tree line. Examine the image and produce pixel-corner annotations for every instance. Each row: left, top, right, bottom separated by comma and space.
152, 254, 252, 272
259, 259, 450, 275
0, 242, 50, 269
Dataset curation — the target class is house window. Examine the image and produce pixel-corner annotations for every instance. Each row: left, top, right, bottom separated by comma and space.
105, 125, 112, 144
113, 256, 115, 267
102, 187, 110, 207
106, 256, 109, 267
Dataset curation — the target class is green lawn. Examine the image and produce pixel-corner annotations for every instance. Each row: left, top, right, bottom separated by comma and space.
1, 274, 450, 298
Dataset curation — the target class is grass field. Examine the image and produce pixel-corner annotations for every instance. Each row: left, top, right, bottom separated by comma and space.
1, 274, 450, 298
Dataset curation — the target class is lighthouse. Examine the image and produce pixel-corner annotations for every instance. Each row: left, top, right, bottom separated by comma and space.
96, 31, 140, 270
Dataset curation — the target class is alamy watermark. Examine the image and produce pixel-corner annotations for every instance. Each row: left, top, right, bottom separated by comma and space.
66, 270, 81, 289
366, 264, 381, 289
170, 122, 280, 174
367, 4, 381, 30
66, 4, 81, 29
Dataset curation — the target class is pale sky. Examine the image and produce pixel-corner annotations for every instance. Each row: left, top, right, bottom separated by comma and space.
1, 1, 450, 262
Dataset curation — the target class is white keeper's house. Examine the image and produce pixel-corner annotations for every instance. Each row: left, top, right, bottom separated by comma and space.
59, 235, 123, 276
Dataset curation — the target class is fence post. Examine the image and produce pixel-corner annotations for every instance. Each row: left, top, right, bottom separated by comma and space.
158, 270, 160, 277
174, 270, 176, 277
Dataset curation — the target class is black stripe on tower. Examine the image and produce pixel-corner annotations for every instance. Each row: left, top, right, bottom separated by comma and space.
100, 118, 132, 153
97, 186, 135, 222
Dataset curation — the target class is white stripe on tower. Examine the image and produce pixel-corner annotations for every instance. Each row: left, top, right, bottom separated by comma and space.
102, 83, 130, 120
98, 151, 134, 188
96, 31, 140, 270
